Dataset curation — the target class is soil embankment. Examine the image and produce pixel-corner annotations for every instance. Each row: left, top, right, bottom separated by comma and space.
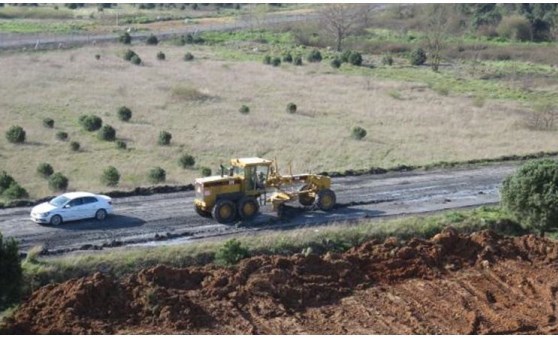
4, 228, 558, 334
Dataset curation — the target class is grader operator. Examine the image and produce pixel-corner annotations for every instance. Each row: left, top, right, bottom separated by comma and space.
194, 157, 336, 223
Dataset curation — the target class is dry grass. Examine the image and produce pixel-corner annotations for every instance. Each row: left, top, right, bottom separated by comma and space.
1, 44, 557, 198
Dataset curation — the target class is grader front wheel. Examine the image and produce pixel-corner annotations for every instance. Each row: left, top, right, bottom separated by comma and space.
317, 189, 336, 211
298, 185, 316, 206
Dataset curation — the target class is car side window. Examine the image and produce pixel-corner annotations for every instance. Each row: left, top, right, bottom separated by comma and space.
68, 198, 83, 207
83, 197, 98, 204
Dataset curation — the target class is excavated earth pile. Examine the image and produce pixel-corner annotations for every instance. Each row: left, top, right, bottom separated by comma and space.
4, 228, 558, 334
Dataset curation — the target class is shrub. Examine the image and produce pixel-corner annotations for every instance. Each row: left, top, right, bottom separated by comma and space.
293, 56, 303, 66
98, 125, 116, 141
5, 125, 26, 144
42, 118, 54, 128
282, 52, 293, 63
117, 106, 132, 122
340, 50, 352, 63
101, 166, 120, 187
130, 55, 142, 65
215, 238, 250, 266
146, 34, 159, 45
116, 140, 127, 150
0, 171, 15, 194
37, 163, 54, 178
409, 48, 427, 66
382, 54, 394, 66
119, 32, 132, 44
271, 57, 281, 67
3, 182, 28, 199
178, 154, 195, 168
263, 55, 271, 65
157, 51, 166, 60
306, 49, 322, 63
351, 126, 367, 140
496, 15, 532, 41
56, 131, 68, 141
0, 232, 22, 310
330, 58, 341, 69
501, 159, 558, 236
148, 167, 166, 183
48, 172, 69, 191
79, 115, 103, 131
95, 54, 101, 60
158, 131, 172, 146
201, 167, 212, 177
239, 105, 250, 114
183, 52, 194, 61
123, 49, 137, 61
348, 51, 363, 66
286, 102, 297, 114
69, 141, 80, 152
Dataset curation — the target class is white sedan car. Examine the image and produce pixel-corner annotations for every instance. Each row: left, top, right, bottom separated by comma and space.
30, 192, 113, 226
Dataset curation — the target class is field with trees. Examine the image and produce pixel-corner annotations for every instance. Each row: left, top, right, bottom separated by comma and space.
1, 3, 558, 201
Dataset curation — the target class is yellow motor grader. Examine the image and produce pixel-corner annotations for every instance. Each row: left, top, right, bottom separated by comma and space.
193, 157, 336, 223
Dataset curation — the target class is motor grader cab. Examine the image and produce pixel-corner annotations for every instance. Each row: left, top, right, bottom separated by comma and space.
194, 157, 336, 223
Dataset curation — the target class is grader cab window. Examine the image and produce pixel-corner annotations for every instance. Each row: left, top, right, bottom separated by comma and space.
245, 165, 269, 192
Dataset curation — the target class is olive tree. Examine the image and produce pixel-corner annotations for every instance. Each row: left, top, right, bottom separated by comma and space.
500, 159, 558, 236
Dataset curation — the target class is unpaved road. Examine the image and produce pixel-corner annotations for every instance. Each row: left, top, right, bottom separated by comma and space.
0, 163, 518, 254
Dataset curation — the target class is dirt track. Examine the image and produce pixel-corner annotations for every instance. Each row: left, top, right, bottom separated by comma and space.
4, 228, 558, 334
0, 163, 517, 254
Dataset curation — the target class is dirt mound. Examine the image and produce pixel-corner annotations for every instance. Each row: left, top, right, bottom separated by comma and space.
4, 229, 558, 334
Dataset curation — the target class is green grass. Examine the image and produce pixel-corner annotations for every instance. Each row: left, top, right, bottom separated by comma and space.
0, 21, 89, 34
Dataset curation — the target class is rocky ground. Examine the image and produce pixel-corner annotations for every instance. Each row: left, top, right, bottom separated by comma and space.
3, 228, 558, 334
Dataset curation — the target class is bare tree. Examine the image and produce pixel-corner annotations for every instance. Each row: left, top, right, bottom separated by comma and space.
424, 4, 450, 72
319, 4, 363, 51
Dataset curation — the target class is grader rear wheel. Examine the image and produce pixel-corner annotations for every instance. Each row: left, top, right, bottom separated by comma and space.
238, 197, 259, 220
212, 199, 237, 224
298, 184, 316, 206
317, 189, 336, 211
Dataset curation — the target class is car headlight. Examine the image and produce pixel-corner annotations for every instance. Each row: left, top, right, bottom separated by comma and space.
39, 212, 50, 217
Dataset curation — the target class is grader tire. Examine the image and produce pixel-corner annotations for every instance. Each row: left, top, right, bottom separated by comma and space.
317, 189, 336, 211
212, 199, 237, 224
195, 205, 212, 218
298, 185, 315, 206
238, 197, 259, 221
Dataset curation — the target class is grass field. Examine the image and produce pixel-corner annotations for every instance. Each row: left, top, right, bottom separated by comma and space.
1, 33, 558, 199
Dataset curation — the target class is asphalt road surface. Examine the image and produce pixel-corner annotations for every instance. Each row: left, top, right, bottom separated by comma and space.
0, 163, 518, 254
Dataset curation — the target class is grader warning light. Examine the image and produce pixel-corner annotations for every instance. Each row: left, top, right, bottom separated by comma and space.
194, 157, 336, 223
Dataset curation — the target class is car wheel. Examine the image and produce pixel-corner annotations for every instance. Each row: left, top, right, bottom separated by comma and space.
50, 215, 62, 226
95, 209, 107, 221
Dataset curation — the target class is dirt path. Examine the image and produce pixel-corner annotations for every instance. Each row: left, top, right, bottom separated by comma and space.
0, 163, 518, 254
4, 229, 558, 334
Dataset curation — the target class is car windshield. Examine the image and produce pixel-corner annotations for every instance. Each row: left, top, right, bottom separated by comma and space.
49, 195, 70, 207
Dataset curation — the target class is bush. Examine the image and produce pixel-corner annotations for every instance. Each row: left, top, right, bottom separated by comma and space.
496, 15, 532, 41
409, 48, 427, 66
117, 106, 132, 122
130, 55, 142, 65
183, 52, 194, 61
382, 54, 394, 66
239, 105, 250, 114
119, 32, 132, 44
0, 232, 22, 310
42, 118, 54, 128
98, 125, 116, 141
37, 163, 54, 178
501, 159, 558, 236
123, 49, 137, 61
56, 131, 68, 141
271, 57, 281, 67
116, 140, 127, 149
157, 51, 166, 60
148, 167, 166, 183
79, 114, 103, 131
286, 102, 297, 114
3, 182, 28, 199
263, 55, 271, 65
201, 167, 212, 177
158, 131, 172, 146
293, 56, 303, 66
351, 126, 367, 140
330, 58, 341, 69
282, 52, 293, 63
0, 171, 15, 194
5, 125, 26, 144
69, 141, 80, 152
178, 154, 195, 168
95, 54, 101, 60
146, 34, 159, 45
215, 238, 250, 266
101, 166, 120, 187
48, 172, 69, 191
306, 49, 322, 63
348, 51, 363, 66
